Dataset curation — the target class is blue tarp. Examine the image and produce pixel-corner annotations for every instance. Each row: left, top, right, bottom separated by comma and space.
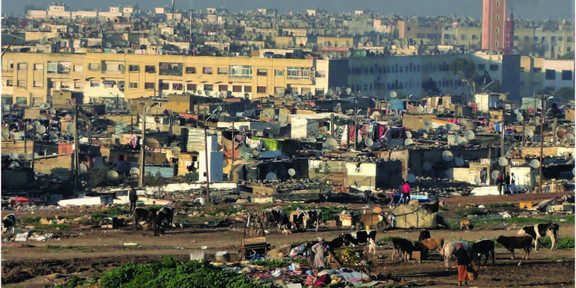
257, 150, 282, 159
390, 99, 405, 110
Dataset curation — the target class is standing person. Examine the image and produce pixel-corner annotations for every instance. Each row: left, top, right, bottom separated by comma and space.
510, 173, 517, 195
129, 185, 138, 212
311, 238, 328, 269
402, 181, 411, 204
504, 172, 511, 195
456, 243, 470, 287
480, 168, 487, 186
496, 173, 504, 196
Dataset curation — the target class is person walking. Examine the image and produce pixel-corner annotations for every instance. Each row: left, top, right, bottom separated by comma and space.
510, 173, 517, 194
401, 181, 411, 204
456, 243, 470, 287
129, 186, 138, 212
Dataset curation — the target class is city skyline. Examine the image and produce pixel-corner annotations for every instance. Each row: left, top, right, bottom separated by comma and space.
2, 0, 574, 20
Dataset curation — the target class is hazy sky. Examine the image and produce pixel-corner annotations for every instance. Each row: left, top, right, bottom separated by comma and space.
2, 0, 574, 20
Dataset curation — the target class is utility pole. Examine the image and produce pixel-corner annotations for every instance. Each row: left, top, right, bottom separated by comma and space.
73, 103, 80, 192
538, 97, 545, 194
330, 113, 334, 137
231, 119, 235, 165
138, 102, 159, 188
552, 118, 558, 145
138, 101, 146, 188
31, 125, 36, 170
203, 114, 211, 204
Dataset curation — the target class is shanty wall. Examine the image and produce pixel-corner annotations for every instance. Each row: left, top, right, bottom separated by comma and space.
408, 148, 491, 177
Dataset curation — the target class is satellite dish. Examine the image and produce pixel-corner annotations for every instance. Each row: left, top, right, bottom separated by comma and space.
9, 151, 18, 160
513, 109, 520, 115
498, 157, 508, 166
417, 106, 424, 113
406, 131, 412, 139
407, 173, 416, 183
370, 111, 381, 120
455, 157, 464, 167
130, 167, 140, 175
67, 123, 75, 134
197, 90, 203, 96
171, 146, 181, 156
325, 137, 338, 150
404, 138, 414, 145
389, 91, 397, 98
442, 151, 454, 162
49, 134, 58, 141
1, 131, 8, 139
517, 114, 524, 122
491, 170, 500, 180
107, 170, 119, 180
50, 108, 57, 115
79, 163, 88, 174
145, 138, 160, 149
525, 129, 534, 138
530, 159, 540, 168
9, 162, 20, 169
447, 123, 458, 131
37, 125, 46, 134
456, 136, 468, 145
423, 162, 432, 171
504, 104, 512, 110
33, 121, 43, 130
465, 130, 475, 140
265, 172, 278, 180
346, 87, 352, 94
365, 138, 374, 147
288, 168, 296, 177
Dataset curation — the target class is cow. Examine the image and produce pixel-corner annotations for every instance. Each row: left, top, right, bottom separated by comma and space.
496, 235, 532, 260
391, 237, 415, 262
289, 209, 321, 232
418, 237, 444, 260
440, 241, 473, 268
472, 239, 495, 266
420, 200, 444, 214
336, 230, 377, 247
133, 208, 152, 230
2, 214, 17, 233
418, 230, 431, 241
262, 208, 289, 231
157, 207, 175, 231
518, 223, 560, 251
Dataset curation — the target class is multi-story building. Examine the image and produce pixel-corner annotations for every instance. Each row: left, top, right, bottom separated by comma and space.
397, 20, 443, 45
1, 52, 330, 106
345, 52, 522, 102
442, 24, 482, 49
518, 56, 574, 99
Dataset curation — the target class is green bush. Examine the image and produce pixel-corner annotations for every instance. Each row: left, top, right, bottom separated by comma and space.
377, 236, 403, 245
249, 259, 289, 268
97, 256, 268, 288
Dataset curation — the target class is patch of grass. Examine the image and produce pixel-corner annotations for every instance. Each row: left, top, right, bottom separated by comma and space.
54, 276, 91, 288
485, 203, 517, 209
377, 236, 403, 245
96, 256, 269, 288
476, 215, 575, 225
319, 206, 348, 221
45, 245, 88, 251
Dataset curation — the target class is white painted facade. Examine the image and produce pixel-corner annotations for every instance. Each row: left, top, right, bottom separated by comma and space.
542, 59, 575, 91
198, 134, 224, 182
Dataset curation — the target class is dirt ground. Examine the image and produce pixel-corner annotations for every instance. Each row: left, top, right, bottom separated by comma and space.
2, 192, 575, 288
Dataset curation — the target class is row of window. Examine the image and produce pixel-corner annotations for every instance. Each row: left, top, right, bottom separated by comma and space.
124, 82, 265, 93
477, 64, 500, 71
125, 64, 310, 79
349, 62, 455, 75
545, 69, 573, 81
350, 78, 465, 92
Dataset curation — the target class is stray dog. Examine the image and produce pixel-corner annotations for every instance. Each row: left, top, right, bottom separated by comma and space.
460, 219, 471, 230
282, 228, 292, 235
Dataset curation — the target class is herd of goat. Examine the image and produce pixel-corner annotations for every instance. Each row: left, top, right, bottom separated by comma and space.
385, 222, 560, 265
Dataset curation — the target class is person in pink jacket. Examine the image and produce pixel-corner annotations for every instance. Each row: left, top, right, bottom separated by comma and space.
402, 182, 411, 204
